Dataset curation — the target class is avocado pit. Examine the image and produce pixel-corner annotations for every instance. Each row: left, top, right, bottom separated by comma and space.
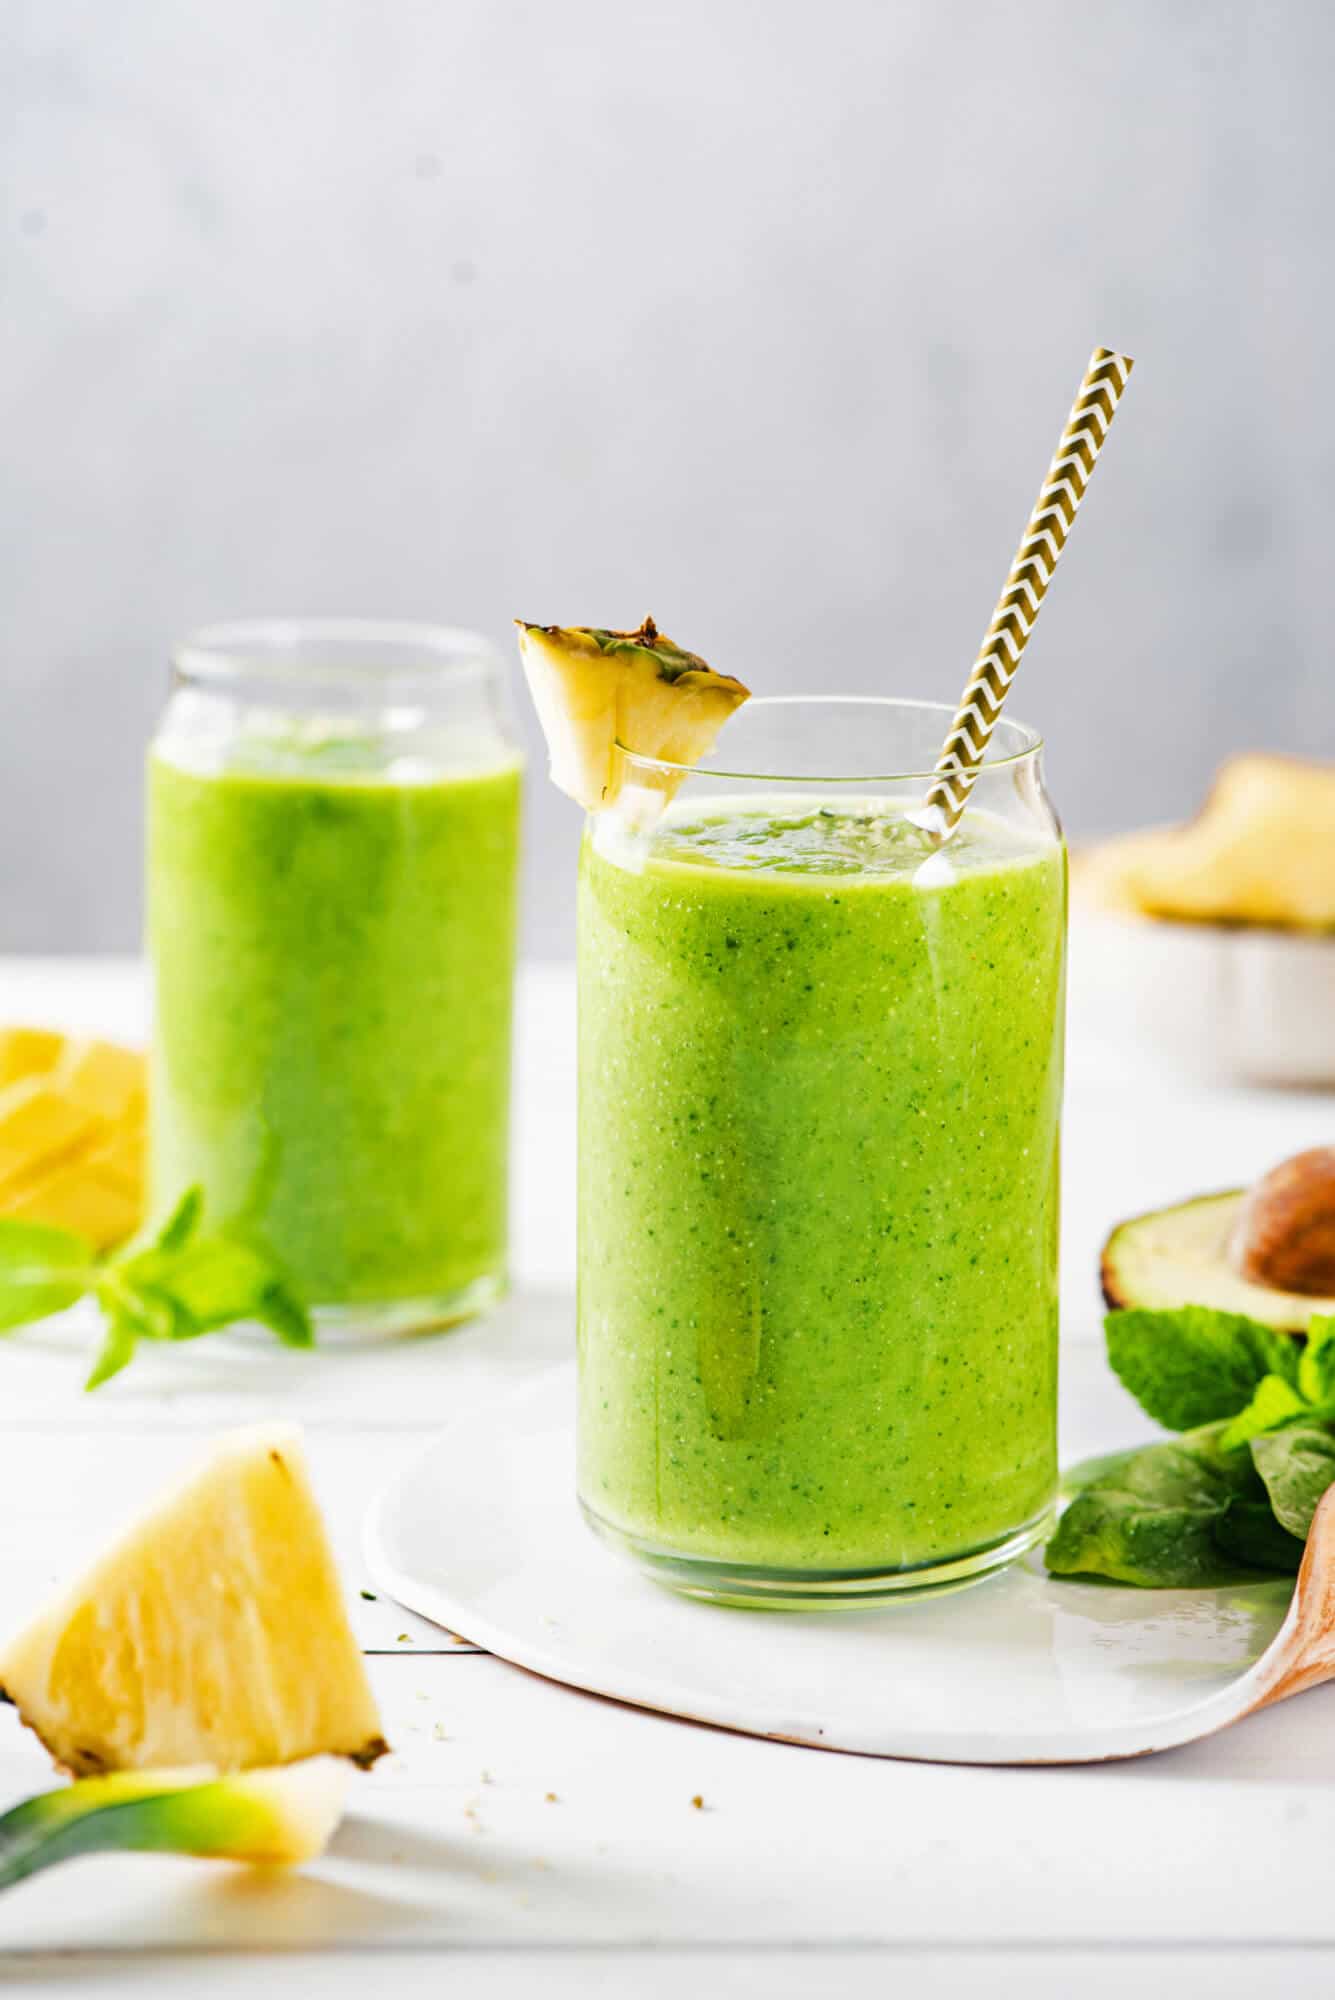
1229, 1147, 1335, 1298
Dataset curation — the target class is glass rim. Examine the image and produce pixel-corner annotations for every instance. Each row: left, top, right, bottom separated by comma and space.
172, 617, 503, 686
615, 695, 1044, 784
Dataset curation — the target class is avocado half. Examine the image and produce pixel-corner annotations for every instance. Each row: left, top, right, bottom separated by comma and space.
1101, 1190, 1335, 1334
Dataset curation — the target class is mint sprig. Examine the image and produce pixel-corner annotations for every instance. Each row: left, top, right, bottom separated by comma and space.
0, 1189, 312, 1390
1105, 1306, 1298, 1431
1048, 1304, 1335, 1588
1299, 1315, 1335, 1403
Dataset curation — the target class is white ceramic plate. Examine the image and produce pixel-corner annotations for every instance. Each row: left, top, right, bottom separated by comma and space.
364, 1363, 1335, 1765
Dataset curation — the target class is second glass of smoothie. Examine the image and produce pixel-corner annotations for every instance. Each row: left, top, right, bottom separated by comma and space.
148, 620, 522, 1337
577, 697, 1066, 1604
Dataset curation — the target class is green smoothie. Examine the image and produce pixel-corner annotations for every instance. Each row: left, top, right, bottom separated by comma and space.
577, 800, 1066, 1578
148, 737, 521, 1312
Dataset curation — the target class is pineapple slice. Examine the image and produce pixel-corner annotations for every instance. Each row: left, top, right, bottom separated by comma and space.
0, 1425, 387, 1777
515, 616, 749, 811
0, 1030, 147, 1249
1118, 756, 1335, 931
0, 1760, 351, 1888
1070, 828, 1179, 915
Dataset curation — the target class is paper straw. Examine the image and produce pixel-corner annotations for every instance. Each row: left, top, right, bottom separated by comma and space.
920, 346, 1134, 838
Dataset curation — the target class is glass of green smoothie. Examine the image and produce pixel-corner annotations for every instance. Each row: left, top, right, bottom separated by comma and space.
148, 619, 523, 1338
577, 696, 1066, 1605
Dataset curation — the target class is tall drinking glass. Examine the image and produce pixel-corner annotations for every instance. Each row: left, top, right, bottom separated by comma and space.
148, 619, 523, 1336
577, 697, 1066, 1604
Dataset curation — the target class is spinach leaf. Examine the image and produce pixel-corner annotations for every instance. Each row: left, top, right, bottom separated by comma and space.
1213, 1498, 1304, 1573
1249, 1425, 1335, 1541
1045, 1424, 1292, 1587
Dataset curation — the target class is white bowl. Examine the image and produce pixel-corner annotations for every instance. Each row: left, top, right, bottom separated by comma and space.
1069, 905, 1335, 1088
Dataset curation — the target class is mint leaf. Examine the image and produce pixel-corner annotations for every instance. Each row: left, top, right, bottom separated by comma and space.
0, 1188, 312, 1391
84, 1313, 138, 1391
1104, 1307, 1298, 1431
115, 1237, 282, 1338
1249, 1425, 1335, 1541
251, 1280, 314, 1350
0, 1220, 95, 1332
1045, 1425, 1289, 1586
1220, 1373, 1309, 1451
1300, 1316, 1335, 1405
154, 1187, 203, 1255
79, 1190, 312, 1389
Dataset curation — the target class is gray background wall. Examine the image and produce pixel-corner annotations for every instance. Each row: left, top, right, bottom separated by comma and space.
4, 0, 1332, 958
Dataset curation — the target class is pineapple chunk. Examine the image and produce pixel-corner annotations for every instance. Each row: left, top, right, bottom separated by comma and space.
59, 1038, 145, 1124
0, 1030, 147, 1248
0, 1028, 65, 1090
0, 1425, 387, 1777
81, 1124, 146, 1200
0, 1079, 98, 1196
516, 616, 749, 812
1070, 829, 1178, 915
3, 1158, 142, 1251
1119, 755, 1335, 931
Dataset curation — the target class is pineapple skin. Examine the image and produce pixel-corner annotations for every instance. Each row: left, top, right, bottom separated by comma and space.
0, 1759, 351, 1887
0, 1425, 387, 1778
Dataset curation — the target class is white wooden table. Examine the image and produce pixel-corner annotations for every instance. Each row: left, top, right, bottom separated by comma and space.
3, 958, 1334, 1998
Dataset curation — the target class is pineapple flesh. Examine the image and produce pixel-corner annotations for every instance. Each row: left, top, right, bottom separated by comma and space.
0, 1425, 387, 1777
515, 616, 749, 812
0, 1029, 147, 1250
1108, 756, 1335, 931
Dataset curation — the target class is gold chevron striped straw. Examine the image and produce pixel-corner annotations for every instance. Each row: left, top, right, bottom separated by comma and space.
920, 346, 1134, 838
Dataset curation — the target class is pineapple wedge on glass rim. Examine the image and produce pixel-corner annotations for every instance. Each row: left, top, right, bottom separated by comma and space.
0, 1423, 387, 1779
515, 617, 750, 813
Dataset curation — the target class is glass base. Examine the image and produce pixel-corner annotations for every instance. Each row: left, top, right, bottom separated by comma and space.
311, 1271, 505, 1344
579, 1499, 1056, 1610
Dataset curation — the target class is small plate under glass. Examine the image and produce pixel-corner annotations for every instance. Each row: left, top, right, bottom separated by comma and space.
364, 1361, 1329, 1766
